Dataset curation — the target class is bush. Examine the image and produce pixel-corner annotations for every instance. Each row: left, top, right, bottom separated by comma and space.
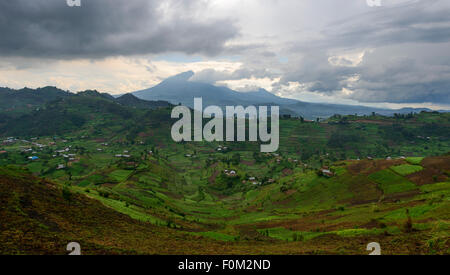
98, 190, 110, 198
62, 186, 72, 202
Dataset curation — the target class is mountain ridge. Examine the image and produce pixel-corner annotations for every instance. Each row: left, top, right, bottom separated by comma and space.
0, 74, 442, 120
0, 86, 171, 116
132, 71, 435, 119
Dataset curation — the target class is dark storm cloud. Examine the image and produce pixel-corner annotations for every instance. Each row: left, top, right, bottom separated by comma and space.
321, 0, 450, 49
0, 0, 239, 58
279, 0, 450, 105
348, 46, 450, 104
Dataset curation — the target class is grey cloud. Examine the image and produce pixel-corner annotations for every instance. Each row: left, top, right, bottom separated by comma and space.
0, 0, 239, 58
277, 42, 450, 104
2, 0, 449, 106
276, 0, 450, 105
319, 0, 450, 50
346, 44, 450, 104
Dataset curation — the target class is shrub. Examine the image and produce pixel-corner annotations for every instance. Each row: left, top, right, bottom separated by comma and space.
98, 190, 110, 198
62, 186, 72, 202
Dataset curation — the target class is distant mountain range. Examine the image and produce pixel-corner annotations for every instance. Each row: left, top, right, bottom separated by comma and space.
133, 71, 297, 107
0, 72, 444, 120
132, 71, 436, 119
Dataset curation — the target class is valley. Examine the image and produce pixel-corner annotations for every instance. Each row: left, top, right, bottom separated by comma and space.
0, 89, 449, 254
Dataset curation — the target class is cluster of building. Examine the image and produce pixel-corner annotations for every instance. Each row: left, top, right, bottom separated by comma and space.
216, 145, 229, 152
242, 176, 275, 186
355, 156, 407, 161
223, 169, 237, 177
263, 153, 300, 165
2, 137, 17, 145
243, 176, 262, 186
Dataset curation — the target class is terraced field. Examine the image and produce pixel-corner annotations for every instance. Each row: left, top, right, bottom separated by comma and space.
0, 101, 449, 254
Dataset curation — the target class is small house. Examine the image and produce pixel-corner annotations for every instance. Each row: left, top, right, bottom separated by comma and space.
321, 169, 334, 178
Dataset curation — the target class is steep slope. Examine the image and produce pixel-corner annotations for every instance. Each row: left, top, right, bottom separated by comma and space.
0, 166, 231, 255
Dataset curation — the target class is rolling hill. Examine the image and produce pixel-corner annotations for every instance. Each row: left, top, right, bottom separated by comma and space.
0, 86, 71, 116
0, 87, 171, 117
0, 153, 448, 254
0, 85, 449, 255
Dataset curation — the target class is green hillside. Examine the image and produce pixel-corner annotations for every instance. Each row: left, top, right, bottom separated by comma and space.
0, 89, 449, 255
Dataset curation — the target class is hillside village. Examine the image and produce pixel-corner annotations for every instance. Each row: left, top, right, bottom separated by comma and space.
0, 106, 449, 255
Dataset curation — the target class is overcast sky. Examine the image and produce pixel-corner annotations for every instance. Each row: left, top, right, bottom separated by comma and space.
0, 0, 449, 109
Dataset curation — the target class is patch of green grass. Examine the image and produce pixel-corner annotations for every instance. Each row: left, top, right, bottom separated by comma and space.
26, 162, 44, 174
78, 180, 91, 187
391, 164, 423, 176
334, 227, 400, 237
368, 169, 417, 194
109, 169, 133, 182
420, 182, 450, 192
382, 203, 439, 221
406, 157, 424, 165
85, 191, 167, 225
